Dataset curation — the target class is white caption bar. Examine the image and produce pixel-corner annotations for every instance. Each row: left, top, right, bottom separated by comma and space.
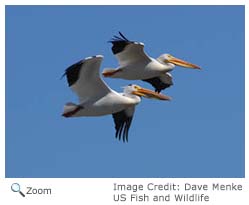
0, 178, 248, 205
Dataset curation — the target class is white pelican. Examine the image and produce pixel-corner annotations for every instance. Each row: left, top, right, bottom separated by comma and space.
102, 32, 201, 92
62, 55, 171, 142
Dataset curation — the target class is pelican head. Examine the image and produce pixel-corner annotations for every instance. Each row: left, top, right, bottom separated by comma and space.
158, 54, 201, 69
123, 84, 171, 100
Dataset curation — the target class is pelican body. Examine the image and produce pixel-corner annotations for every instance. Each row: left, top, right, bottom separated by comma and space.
62, 55, 170, 142
103, 32, 201, 92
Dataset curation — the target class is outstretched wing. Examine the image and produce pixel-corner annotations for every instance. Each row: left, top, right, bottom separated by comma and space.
112, 106, 135, 142
142, 73, 173, 93
62, 55, 112, 102
109, 32, 151, 67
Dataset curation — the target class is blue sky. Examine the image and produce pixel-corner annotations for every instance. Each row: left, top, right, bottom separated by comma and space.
6, 6, 244, 177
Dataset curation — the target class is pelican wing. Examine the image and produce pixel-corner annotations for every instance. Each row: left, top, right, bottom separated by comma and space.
62, 55, 111, 102
112, 106, 135, 142
110, 32, 151, 67
142, 73, 173, 93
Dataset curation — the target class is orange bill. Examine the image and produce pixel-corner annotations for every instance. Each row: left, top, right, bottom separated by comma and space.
167, 56, 201, 69
132, 87, 171, 100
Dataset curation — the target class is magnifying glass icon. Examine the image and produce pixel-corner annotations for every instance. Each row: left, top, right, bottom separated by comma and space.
11, 183, 25, 197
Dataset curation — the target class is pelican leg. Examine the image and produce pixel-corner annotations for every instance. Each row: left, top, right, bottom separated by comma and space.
62, 105, 84, 117
102, 68, 122, 77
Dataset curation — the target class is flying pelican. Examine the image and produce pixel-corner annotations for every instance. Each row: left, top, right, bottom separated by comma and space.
62, 55, 171, 142
102, 32, 201, 93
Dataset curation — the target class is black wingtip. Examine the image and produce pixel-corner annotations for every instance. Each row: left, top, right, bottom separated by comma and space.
109, 32, 132, 55
142, 77, 173, 93
118, 31, 129, 41
60, 72, 66, 80
109, 32, 130, 43
112, 111, 133, 143
63, 59, 85, 86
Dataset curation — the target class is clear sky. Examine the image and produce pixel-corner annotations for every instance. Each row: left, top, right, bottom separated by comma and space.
6, 5, 244, 178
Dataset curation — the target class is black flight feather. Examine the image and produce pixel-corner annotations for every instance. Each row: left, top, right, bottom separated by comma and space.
142, 77, 173, 93
109, 32, 133, 55
112, 110, 133, 143
62, 59, 85, 87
